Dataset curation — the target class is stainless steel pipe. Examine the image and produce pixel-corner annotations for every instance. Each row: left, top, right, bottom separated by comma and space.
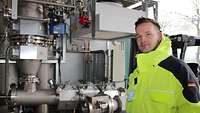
0, 95, 10, 99
10, 89, 58, 105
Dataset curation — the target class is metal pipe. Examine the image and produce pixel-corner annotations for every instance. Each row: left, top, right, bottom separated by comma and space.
153, 1, 158, 21
105, 51, 108, 83
4, 46, 12, 94
11, 89, 58, 105
108, 49, 113, 82
91, 0, 96, 39
37, 63, 54, 113
24, 0, 75, 8
37, 104, 49, 113
112, 99, 119, 112
0, 95, 10, 99
18, 2, 43, 18
106, 42, 112, 83
18, 16, 48, 21
38, 64, 54, 89
143, 0, 148, 17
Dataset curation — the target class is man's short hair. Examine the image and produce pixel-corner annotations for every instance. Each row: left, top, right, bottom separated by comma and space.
135, 17, 161, 31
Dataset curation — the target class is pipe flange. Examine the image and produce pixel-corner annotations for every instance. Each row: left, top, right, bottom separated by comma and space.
25, 76, 40, 84
9, 35, 55, 47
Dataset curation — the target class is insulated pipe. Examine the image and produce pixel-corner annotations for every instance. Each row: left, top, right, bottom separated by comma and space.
10, 89, 58, 105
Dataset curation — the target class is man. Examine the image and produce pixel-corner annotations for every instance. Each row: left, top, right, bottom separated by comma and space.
126, 17, 200, 113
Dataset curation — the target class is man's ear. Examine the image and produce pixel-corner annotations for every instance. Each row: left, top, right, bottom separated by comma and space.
159, 32, 163, 40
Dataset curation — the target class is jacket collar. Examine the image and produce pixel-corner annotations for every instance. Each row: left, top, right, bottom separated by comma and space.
136, 35, 172, 69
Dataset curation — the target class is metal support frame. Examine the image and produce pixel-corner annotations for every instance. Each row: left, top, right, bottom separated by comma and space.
170, 34, 200, 60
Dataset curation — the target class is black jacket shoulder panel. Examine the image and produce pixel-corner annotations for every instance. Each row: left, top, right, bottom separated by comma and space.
158, 56, 200, 103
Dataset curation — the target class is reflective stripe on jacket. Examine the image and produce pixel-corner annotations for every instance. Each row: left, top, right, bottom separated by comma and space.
126, 36, 200, 113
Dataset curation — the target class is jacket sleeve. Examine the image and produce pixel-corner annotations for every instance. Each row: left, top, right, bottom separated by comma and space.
158, 56, 200, 112
176, 63, 200, 113
177, 90, 200, 113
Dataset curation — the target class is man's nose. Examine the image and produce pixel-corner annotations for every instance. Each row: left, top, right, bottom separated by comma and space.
140, 36, 146, 43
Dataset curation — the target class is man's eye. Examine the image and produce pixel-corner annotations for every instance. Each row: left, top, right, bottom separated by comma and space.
146, 33, 152, 37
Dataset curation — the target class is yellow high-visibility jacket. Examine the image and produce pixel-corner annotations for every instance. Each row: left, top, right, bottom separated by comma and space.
126, 36, 200, 113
